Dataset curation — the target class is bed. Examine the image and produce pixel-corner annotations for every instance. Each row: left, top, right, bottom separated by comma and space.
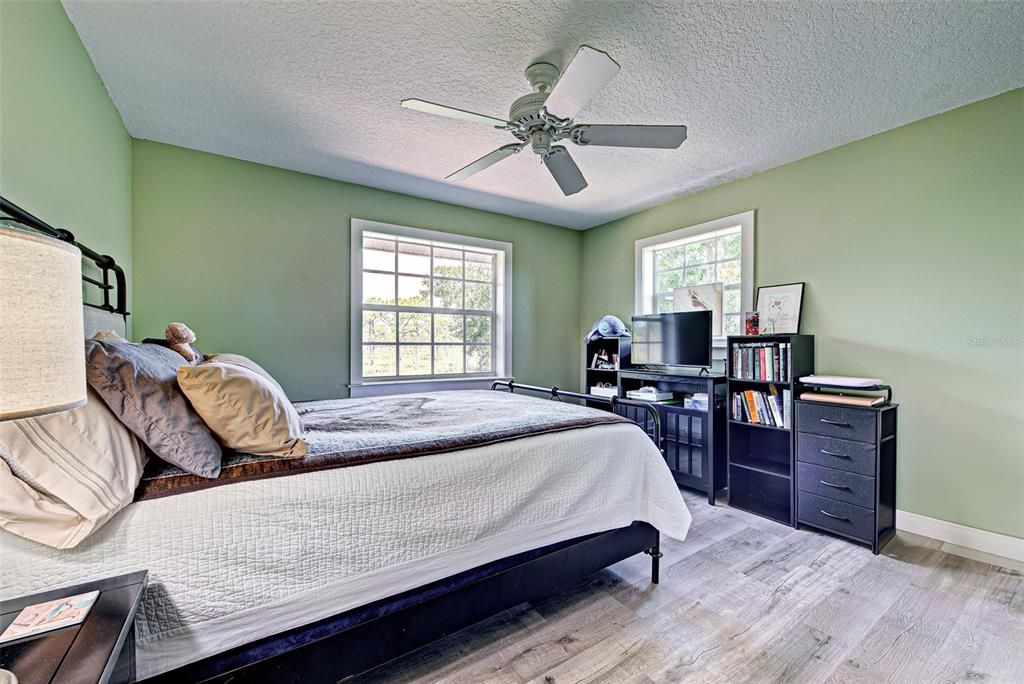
0, 199, 691, 682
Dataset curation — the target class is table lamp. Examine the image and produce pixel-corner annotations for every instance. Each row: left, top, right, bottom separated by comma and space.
0, 223, 86, 421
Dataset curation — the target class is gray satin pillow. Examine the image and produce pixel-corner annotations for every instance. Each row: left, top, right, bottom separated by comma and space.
85, 340, 222, 478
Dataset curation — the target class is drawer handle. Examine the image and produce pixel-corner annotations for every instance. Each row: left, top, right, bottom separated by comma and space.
819, 509, 850, 522
819, 449, 850, 459
819, 418, 851, 427
819, 480, 849, 490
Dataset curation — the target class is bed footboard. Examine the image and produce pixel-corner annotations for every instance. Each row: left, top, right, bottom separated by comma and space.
490, 380, 662, 449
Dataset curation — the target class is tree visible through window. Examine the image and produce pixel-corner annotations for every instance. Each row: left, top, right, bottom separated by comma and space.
360, 233, 499, 379
636, 212, 754, 346
648, 226, 744, 335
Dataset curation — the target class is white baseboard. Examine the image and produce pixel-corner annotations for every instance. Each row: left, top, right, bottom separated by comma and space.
896, 509, 1024, 564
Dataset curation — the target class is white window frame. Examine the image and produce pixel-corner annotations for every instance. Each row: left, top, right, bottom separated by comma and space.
350, 218, 512, 397
634, 210, 755, 349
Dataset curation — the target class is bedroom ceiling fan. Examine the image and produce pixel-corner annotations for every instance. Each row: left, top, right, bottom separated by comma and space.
401, 45, 687, 196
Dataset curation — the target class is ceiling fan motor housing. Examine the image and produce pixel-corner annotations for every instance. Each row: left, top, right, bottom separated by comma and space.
509, 92, 549, 126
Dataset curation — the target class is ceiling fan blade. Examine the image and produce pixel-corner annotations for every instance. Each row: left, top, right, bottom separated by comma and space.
446, 144, 523, 181
401, 98, 508, 127
572, 124, 688, 149
543, 46, 620, 121
542, 146, 588, 196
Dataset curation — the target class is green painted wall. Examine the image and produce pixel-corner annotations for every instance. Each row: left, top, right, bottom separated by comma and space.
0, 0, 132, 320
581, 89, 1024, 538
6, 0, 1018, 540
131, 140, 582, 401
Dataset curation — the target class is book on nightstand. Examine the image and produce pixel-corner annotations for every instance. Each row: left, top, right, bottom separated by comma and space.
0, 590, 98, 643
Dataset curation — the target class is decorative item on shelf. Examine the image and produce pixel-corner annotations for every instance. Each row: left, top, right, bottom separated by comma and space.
684, 392, 709, 410
583, 314, 631, 343
755, 282, 804, 334
591, 350, 616, 369
743, 310, 760, 336
673, 282, 724, 336
0, 223, 87, 421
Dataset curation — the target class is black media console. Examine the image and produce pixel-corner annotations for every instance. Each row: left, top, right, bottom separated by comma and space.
614, 369, 727, 505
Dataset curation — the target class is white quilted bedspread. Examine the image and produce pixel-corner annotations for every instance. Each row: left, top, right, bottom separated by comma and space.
0, 423, 690, 679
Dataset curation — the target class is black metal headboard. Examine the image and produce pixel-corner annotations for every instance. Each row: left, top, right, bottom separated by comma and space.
0, 195, 129, 318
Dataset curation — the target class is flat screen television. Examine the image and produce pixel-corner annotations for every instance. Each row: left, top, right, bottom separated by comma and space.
631, 311, 713, 368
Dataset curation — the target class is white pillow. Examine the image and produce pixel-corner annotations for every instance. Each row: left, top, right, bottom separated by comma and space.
0, 389, 145, 549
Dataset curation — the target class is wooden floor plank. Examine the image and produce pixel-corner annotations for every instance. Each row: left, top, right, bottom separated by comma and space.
352, 490, 1024, 684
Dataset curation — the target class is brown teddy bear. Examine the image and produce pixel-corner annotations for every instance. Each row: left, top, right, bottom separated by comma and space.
165, 322, 198, 363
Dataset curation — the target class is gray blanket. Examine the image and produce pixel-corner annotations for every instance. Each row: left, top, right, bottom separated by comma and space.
135, 390, 630, 500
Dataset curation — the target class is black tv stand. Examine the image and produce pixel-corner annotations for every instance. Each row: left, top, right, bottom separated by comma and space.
615, 369, 727, 505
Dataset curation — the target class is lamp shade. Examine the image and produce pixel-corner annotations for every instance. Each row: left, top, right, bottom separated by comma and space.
0, 224, 86, 420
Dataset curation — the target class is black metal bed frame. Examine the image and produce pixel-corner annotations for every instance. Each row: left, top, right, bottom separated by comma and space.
0, 194, 130, 318
3, 195, 668, 683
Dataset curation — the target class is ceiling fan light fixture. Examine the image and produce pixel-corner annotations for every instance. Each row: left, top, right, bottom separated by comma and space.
524, 62, 560, 93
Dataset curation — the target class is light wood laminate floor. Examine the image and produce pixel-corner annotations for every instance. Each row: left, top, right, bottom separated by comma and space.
356, 489, 1024, 683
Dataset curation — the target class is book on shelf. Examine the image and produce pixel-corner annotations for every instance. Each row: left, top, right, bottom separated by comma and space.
732, 385, 791, 429
731, 341, 792, 382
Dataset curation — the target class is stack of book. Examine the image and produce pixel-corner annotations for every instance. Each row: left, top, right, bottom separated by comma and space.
732, 341, 791, 382
732, 385, 791, 429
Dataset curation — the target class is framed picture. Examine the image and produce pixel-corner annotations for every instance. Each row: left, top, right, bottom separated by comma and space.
673, 282, 724, 336
755, 282, 804, 334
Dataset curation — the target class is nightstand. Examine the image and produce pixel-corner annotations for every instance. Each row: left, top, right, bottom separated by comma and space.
0, 571, 147, 684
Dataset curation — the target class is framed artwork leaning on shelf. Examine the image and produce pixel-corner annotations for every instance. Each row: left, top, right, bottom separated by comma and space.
755, 282, 805, 334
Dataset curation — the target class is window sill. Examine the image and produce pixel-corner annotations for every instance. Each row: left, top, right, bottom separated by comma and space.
348, 376, 512, 398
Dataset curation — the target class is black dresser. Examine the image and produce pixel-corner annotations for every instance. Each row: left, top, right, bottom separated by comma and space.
794, 400, 898, 554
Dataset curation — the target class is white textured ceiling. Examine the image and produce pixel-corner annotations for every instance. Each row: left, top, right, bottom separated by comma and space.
64, 1, 1023, 230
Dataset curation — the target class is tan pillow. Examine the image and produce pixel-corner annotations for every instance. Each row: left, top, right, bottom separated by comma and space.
0, 389, 146, 549
177, 356, 307, 458
204, 354, 288, 394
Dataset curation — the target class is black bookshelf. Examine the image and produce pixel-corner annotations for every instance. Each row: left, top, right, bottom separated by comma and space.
726, 334, 814, 525
582, 336, 631, 410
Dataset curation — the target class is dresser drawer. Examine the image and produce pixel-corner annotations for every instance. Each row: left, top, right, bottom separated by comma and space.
797, 433, 877, 476
798, 462, 874, 509
798, 492, 875, 543
796, 402, 877, 443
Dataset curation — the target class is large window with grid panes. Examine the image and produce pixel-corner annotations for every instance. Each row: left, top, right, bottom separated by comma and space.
635, 211, 754, 346
350, 219, 511, 392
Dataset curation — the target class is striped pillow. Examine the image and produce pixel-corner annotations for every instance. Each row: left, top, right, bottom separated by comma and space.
0, 389, 145, 549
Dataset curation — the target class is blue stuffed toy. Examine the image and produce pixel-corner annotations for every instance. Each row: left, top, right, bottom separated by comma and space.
584, 315, 631, 342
